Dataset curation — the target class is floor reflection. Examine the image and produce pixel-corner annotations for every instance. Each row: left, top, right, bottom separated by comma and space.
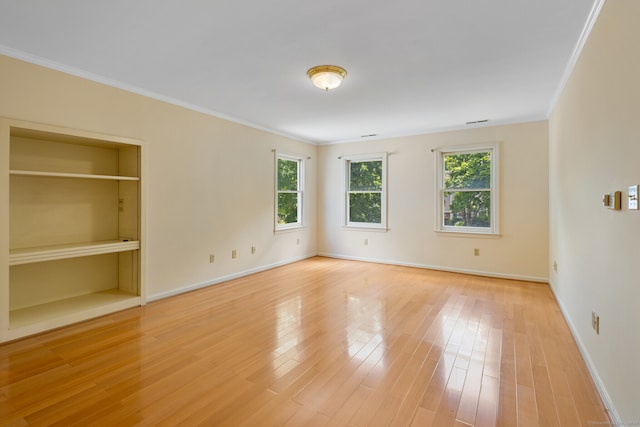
346, 294, 385, 363
273, 295, 302, 356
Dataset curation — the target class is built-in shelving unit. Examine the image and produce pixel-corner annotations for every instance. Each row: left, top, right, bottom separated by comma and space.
0, 118, 145, 343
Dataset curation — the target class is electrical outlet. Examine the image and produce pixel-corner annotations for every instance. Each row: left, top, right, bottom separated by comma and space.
251, 246, 256, 254
473, 248, 480, 256
209, 254, 215, 263
553, 261, 558, 272
592, 311, 600, 334
232, 249, 237, 259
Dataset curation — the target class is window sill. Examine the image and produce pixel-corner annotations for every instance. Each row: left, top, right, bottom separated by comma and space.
435, 229, 500, 238
343, 224, 388, 232
274, 225, 305, 234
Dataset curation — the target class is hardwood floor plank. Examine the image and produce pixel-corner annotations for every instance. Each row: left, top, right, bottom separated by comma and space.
410, 407, 436, 427
419, 343, 458, 411
496, 323, 517, 427
324, 385, 371, 427
0, 257, 612, 426
0, 393, 28, 427
24, 388, 115, 426
316, 341, 385, 417
340, 341, 414, 426
180, 385, 277, 426
367, 393, 403, 427
431, 365, 467, 426
516, 384, 539, 427
455, 350, 485, 425
475, 374, 499, 427
531, 365, 560, 427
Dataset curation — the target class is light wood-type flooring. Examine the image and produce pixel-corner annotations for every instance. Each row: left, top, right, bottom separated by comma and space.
0, 257, 611, 426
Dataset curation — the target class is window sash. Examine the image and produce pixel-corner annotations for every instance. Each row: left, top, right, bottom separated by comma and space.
344, 153, 387, 229
275, 154, 304, 230
436, 144, 498, 234
443, 151, 492, 190
348, 191, 383, 224
349, 161, 383, 191
277, 158, 300, 191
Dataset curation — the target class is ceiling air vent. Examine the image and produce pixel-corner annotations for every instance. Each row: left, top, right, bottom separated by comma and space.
465, 119, 489, 125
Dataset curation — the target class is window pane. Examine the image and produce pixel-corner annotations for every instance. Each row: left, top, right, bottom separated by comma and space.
349, 193, 382, 223
277, 193, 299, 224
350, 161, 382, 191
444, 152, 491, 189
443, 191, 491, 227
278, 159, 298, 191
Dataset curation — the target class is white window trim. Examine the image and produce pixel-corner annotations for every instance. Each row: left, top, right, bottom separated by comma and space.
275, 152, 304, 232
435, 142, 499, 235
343, 152, 388, 230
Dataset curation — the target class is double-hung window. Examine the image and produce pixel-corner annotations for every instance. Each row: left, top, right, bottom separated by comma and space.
436, 143, 498, 234
275, 153, 304, 230
344, 153, 387, 229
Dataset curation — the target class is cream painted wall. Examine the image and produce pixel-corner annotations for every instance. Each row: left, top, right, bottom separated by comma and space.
549, 0, 640, 422
0, 54, 317, 300
318, 121, 549, 282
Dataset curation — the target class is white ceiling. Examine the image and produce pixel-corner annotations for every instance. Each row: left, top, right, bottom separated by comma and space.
0, 1, 598, 144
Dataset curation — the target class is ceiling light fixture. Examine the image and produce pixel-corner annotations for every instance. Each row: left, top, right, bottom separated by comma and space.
307, 65, 347, 91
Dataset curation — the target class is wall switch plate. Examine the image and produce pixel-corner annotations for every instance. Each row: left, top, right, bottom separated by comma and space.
606, 191, 621, 210
251, 246, 256, 254
209, 254, 215, 263
628, 185, 638, 210
232, 249, 237, 259
592, 311, 600, 335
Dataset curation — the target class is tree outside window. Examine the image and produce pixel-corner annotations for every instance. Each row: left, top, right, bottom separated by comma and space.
345, 154, 387, 229
276, 155, 303, 229
437, 145, 498, 234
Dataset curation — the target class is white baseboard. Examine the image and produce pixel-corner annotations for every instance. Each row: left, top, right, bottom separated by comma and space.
149, 252, 549, 303
548, 283, 622, 425
317, 252, 549, 283
146, 253, 316, 302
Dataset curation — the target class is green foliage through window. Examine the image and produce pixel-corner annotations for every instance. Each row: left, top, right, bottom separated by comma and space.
350, 161, 382, 191
347, 158, 385, 225
442, 151, 493, 229
349, 193, 382, 223
277, 157, 302, 226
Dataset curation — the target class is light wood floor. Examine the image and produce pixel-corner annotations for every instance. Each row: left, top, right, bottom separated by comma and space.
0, 257, 611, 426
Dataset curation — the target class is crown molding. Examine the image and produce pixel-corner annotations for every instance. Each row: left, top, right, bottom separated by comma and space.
546, 0, 606, 117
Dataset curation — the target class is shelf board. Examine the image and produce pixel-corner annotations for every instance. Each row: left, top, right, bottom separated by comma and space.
10, 240, 140, 265
10, 169, 139, 181
9, 289, 141, 331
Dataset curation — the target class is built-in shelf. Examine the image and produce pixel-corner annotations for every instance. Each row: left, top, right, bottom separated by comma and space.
10, 169, 140, 181
9, 240, 140, 266
9, 289, 140, 331
1, 117, 145, 343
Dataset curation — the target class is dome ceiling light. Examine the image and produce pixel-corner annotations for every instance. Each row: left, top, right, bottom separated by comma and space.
307, 65, 347, 91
